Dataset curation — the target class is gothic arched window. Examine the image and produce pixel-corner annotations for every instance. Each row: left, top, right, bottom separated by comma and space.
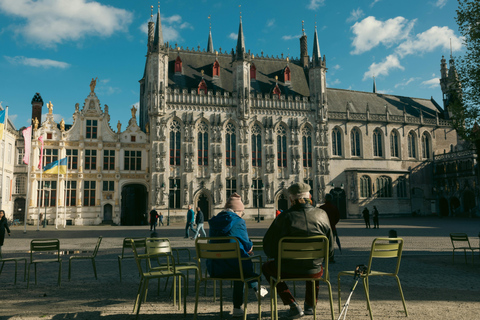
197, 122, 208, 166
213, 60, 220, 77
169, 120, 181, 166
332, 127, 342, 156
225, 123, 236, 166
277, 125, 287, 167
250, 64, 256, 80
422, 132, 431, 159
376, 176, 392, 197
360, 175, 371, 198
390, 130, 399, 158
175, 55, 182, 73
350, 128, 361, 157
251, 125, 262, 167
373, 129, 383, 157
408, 131, 416, 158
302, 127, 312, 167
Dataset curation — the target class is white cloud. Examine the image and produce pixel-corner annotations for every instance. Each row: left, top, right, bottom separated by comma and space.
266, 19, 275, 28
282, 34, 302, 41
396, 26, 462, 57
228, 33, 238, 40
394, 77, 419, 88
363, 54, 404, 80
351, 16, 415, 54
332, 64, 341, 70
377, 89, 393, 94
164, 15, 182, 24
0, 0, 132, 47
307, 0, 325, 11
4, 56, 70, 69
422, 77, 440, 88
8, 114, 17, 123
346, 8, 364, 23
370, 0, 382, 7
329, 79, 341, 86
140, 13, 192, 43
434, 0, 448, 9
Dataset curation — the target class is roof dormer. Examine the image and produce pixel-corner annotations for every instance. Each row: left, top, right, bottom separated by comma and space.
175, 55, 182, 73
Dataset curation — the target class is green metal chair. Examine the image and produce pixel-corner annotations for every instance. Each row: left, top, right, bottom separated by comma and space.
118, 237, 146, 281
450, 233, 480, 264
269, 236, 334, 320
131, 239, 186, 319
68, 236, 102, 280
27, 239, 62, 288
194, 237, 262, 320
338, 237, 408, 320
0, 250, 27, 284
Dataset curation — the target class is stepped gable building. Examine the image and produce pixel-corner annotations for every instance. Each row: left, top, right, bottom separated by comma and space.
2, 7, 465, 226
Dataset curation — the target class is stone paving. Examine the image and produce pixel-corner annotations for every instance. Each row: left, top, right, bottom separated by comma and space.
1, 216, 480, 319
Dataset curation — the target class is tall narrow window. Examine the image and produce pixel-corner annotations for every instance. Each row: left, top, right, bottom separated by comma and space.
408, 132, 416, 158
350, 128, 361, 157
85, 150, 97, 170
103, 150, 115, 170
124, 151, 142, 171
251, 125, 262, 167
250, 64, 256, 80
390, 131, 399, 158
397, 177, 407, 198
169, 178, 181, 209
213, 60, 220, 77
332, 128, 342, 156
37, 181, 57, 207
17, 148, 25, 165
103, 181, 114, 191
197, 122, 208, 166
252, 179, 264, 208
169, 120, 181, 166
83, 181, 96, 207
302, 127, 312, 167
226, 179, 236, 200
65, 181, 77, 207
66, 149, 78, 170
422, 132, 431, 159
360, 176, 371, 198
373, 129, 383, 157
277, 125, 287, 167
225, 123, 236, 166
376, 176, 392, 197
86, 120, 97, 139
175, 55, 182, 73
15, 176, 26, 194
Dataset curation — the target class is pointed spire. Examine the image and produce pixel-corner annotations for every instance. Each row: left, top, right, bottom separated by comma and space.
207, 15, 214, 53
236, 7, 245, 60
312, 23, 321, 67
153, 4, 163, 49
373, 76, 377, 93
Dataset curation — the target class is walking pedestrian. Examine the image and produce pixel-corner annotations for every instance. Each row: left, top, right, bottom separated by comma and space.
192, 207, 206, 239
362, 207, 371, 229
158, 212, 164, 226
184, 205, 196, 238
320, 194, 340, 263
373, 206, 380, 229
149, 208, 158, 232
0, 210, 11, 253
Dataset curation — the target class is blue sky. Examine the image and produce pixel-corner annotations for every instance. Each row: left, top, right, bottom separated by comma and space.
0, 0, 463, 130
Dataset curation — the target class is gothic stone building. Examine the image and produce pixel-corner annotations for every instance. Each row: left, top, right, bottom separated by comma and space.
3, 10, 462, 225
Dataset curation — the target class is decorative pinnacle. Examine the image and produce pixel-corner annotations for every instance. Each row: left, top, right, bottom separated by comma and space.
239, 5, 241, 21
208, 15, 211, 30
302, 20, 305, 35
150, 5, 153, 20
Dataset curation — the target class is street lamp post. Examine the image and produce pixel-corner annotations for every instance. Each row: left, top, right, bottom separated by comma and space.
252, 182, 263, 223
161, 183, 177, 226
43, 181, 50, 228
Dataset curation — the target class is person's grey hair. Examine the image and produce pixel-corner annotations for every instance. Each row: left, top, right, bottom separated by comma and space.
289, 192, 311, 200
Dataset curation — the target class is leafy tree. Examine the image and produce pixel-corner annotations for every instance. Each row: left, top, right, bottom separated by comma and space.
453, 0, 480, 140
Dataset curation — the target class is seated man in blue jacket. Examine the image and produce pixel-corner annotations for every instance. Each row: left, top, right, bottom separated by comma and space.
207, 193, 268, 317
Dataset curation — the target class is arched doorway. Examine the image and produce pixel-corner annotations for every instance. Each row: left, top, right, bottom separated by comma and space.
450, 197, 460, 216
197, 194, 210, 220
121, 184, 147, 226
13, 198, 26, 221
463, 191, 475, 216
330, 188, 347, 219
439, 197, 449, 217
277, 193, 288, 212
103, 204, 113, 223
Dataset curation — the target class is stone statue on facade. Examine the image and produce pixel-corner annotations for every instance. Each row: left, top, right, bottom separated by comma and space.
131, 105, 137, 118
90, 77, 98, 93
117, 121, 121, 133
60, 119, 65, 132
156, 153, 161, 170
156, 187, 162, 205
47, 101, 53, 114
75, 103, 79, 112
146, 122, 149, 134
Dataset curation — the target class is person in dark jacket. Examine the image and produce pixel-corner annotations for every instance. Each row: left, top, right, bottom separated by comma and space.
149, 209, 158, 231
320, 194, 340, 263
362, 207, 371, 229
373, 206, 379, 229
207, 193, 267, 317
184, 205, 196, 238
0, 210, 11, 251
191, 207, 206, 239
262, 183, 333, 319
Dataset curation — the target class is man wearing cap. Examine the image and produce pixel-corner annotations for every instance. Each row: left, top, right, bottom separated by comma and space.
262, 182, 334, 319
207, 193, 268, 317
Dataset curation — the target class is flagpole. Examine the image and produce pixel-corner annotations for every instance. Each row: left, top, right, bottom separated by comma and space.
0, 107, 7, 212
64, 158, 68, 228
37, 137, 43, 231
23, 126, 33, 234
55, 168, 59, 230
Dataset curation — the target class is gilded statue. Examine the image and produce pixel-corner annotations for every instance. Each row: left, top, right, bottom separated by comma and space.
47, 101, 53, 114
131, 105, 137, 118
145, 122, 149, 133
33, 117, 39, 130
90, 77, 98, 93
60, 118, 65, 131
117, 120, 121, 133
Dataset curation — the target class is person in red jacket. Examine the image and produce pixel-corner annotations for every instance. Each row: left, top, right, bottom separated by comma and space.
320, 194, 340, 263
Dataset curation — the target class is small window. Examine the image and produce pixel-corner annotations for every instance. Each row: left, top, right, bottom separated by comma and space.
273, 85, 281, 97
86, 120, 98, 139
131, 136, 136, 142
103, 181, 114, 191
198, 80, 207, 95
47, 133, 52, 140
284, 66, 291, 82
250, 64, 256, 80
